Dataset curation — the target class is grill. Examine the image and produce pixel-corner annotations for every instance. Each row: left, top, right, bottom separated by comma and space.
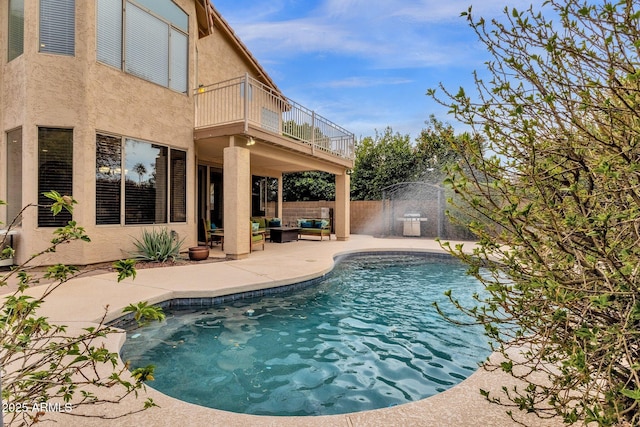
397, 212, 428, 237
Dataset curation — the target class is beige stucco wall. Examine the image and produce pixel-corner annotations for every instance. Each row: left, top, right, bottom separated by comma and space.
2, 1, 352, 265
195, 25, 262, 87
1, 0, 199, 265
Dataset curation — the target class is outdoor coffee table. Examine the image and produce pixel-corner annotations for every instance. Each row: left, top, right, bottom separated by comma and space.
269, 227, 300, 243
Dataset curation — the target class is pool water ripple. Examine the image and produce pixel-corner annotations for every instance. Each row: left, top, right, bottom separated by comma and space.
121, 254, 490, 416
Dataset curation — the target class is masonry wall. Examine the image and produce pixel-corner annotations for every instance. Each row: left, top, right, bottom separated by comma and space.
282, 200, 474, 240
281, 200, 382, 235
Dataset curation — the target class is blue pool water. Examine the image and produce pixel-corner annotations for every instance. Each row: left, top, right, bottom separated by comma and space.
120, 254, 490, 416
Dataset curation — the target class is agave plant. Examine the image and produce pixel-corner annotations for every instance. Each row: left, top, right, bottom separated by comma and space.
131, 227, 185, 263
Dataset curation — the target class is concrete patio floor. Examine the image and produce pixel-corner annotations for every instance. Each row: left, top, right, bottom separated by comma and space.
1, 235, 562, 426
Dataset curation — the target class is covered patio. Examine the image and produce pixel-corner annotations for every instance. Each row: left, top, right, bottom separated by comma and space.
193, 74, 355, 259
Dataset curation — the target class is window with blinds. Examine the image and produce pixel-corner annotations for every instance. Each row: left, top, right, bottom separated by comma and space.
6, 128, 23, 224
96, 0, 121, 68
169, 29, 188, 92
96, 134, 122, 225
97, 0, 188, 93
39, 0, 75, 56
96, 134, 186, 225
38, 128, 73, 227
125, 3, 169, 87
170, 149, 187, 222
8, 0, 24, 61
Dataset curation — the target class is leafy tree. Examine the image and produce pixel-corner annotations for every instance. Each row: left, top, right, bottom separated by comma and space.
282, 171, 335, 201
1, 192, 163, 426
350, 127, 416, 200
430, 1, 640, 425
350, 122, 464, 200
414, 115, 464, 184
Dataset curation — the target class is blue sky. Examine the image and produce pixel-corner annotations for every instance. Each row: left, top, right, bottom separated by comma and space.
212, 0, 542, 140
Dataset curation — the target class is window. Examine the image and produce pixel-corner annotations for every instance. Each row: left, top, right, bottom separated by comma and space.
38, 128, 73, 227
6, 128, 22, 224
39, 0, 75, 56
125, 139, 167, 224
97, 0, 188, 93
96, 0, 121, 68
96, 134, 121, 224
8, 0, 24, 61
170, 149, 186, 222
95, 134, 186, 225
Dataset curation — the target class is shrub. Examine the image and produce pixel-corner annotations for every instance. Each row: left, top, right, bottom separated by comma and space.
431, 1, 640, 425
1, 191, 164, 426
131, 227, 185, 263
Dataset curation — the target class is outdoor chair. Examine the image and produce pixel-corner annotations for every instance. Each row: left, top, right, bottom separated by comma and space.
200, 218, 223, 248
250, 221, 265, 252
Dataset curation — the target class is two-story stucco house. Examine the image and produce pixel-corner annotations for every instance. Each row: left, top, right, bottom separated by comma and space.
0, 0, 354, 265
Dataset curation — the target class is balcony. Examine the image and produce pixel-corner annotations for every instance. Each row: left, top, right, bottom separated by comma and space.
194, 75, 355, 162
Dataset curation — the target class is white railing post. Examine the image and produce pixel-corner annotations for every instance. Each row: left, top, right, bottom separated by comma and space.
311, 111, 316, 154
243, 73, 249, 133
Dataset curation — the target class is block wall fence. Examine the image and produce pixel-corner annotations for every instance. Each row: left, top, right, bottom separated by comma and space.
279, 200, 474, 240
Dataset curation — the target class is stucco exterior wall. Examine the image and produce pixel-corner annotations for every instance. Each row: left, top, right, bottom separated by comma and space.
195, 26, 262, 87
2, 1, 199, 265
2, 1, 353, 265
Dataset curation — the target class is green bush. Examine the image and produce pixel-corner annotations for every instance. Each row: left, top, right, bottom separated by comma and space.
131, 228, 185, 263
1, 191, 164, 426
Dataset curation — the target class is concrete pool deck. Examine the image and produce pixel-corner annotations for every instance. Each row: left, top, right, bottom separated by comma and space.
2, 235, 562, 426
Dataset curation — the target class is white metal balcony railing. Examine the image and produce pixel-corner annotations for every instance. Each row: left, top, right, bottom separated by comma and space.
194, 75, 355, 160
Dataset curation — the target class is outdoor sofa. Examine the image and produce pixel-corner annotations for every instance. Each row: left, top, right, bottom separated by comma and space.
297, 218, 331, 240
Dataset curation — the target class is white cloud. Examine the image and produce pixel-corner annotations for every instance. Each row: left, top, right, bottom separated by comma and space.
320, 77, 413, 89
219, 0, 523, 69
213, 0, 547, 137
233, 19, 371, 56
390, 0, 543, 22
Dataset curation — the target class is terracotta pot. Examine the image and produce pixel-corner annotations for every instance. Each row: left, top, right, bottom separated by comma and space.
188, 246, 209, 261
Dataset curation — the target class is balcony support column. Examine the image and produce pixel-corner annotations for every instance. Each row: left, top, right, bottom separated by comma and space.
223, 143, 251, 259
277, 173, 283, 220
334, 171, 350, 241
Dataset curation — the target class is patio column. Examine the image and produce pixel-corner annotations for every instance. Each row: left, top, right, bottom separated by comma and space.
334, 171, 350, 241
277, 173, 283, 219
223, 144, 251, 259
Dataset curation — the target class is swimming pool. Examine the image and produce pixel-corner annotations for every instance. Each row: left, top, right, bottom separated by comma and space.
120, 253, 490, 416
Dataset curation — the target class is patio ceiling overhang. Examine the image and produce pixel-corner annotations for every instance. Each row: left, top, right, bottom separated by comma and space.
194, 122, 353, 176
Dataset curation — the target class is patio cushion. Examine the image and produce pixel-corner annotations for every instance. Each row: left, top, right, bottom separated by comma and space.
268, 219, 281, 227
251, 217, 267, 229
